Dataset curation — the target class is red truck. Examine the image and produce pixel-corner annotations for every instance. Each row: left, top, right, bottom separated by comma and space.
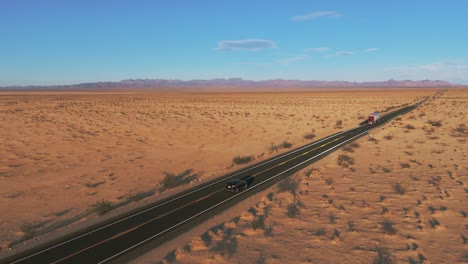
367, 112, 381, 125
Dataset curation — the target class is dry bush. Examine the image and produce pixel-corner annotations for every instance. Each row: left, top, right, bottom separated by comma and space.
303, 132, 316, 140
90, 200, 114, 215
392, 182, 406, 195
278, 177, 300, 195
337, 154, 355, 168
452, 124, 468, 137
428, 120, 442, 127
405, 124, 416, 130
232, 155, 254, 165
381, 219, 397, 235
373, 246, 396, 264
160, 169, 198, 191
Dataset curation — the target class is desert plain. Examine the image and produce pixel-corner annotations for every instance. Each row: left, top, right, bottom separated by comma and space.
0, 88, 466, 263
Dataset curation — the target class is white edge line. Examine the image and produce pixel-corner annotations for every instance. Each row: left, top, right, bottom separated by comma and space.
10, 130, 347, 263
99, 129, 371, 263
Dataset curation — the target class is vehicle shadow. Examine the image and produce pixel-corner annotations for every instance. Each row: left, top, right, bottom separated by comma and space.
241, 175, 255, 186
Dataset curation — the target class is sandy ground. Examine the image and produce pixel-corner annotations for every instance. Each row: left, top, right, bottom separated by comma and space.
0, 88, 464, 263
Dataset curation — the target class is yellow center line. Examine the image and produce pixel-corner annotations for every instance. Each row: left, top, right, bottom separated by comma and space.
54, 134, 346, 263
53, 188, 225, 263
252, 135, 345, 177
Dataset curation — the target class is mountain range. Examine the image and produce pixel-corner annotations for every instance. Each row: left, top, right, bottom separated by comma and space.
1, 78, 464, 90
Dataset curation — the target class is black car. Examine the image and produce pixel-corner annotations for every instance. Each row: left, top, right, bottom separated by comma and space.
225, 175, 254, 192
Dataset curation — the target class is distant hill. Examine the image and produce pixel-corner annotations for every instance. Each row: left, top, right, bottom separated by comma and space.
1, 78, 464, 90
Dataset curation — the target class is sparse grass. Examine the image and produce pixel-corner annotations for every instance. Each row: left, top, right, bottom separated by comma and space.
90, 200, 114, 215
373, 246, 396, 264
337, 154, 355, 168
160, 169, 198, 191
392, 182, 406, 195
232, 155, 254, 165
381, 219, 397, 235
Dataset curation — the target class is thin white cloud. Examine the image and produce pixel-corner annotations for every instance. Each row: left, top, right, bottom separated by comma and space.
280, 55, 310, 65
328, 51, 353, 57
216, 39, 276, 51
304, 47, 330, 53
364, 48, 379, 52
291, 11, 339, 22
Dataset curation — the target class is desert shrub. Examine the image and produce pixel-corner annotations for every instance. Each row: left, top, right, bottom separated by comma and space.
405, 124, 416, 130
210, 235, 238, 257
264, 223, 274, 237
331, 229, 340, 239
428, 176, 441, 187
337, 154, 355, 168
381, 219, 397, 235
286, 203, 300, 218
349, 142, 360, 148
428, 218, 440, 229
373, 246, 396, 264
232, 155, 254, 165
281, 141, 293, 148
461, 211, 467, 218
384, 135, 393, 140
428, 205, 436, 214
256, 253, 266, 264
127, 190, 156, 202
21, 222, 37, 239
347, 221, 356, 232
462, 235, 467, 244
314, 226, 326, 236
278, 177, 300, 195
400, 163, 411, 168
325, 177, 334, 185
335, 119, 343, 129
392, 182, 406, 195
452, 124, 468, 137
304, 132, 316, 140
329, 213, 337, 224
251, 215, 266, 230
160, 169, 198, 191
342, 145, 354, 153
428, 120, 442, 127
90, 200, 114, 215
269, 143, 280, 152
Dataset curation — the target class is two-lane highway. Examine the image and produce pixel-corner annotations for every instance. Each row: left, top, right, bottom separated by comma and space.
1, 98, 429, 264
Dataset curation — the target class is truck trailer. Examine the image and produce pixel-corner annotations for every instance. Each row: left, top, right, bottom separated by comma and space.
367, 112, 381, 125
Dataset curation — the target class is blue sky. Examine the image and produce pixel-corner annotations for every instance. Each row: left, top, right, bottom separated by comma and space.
1, 0, 468, 86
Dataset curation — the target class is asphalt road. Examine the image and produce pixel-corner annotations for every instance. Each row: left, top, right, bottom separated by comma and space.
1, 97, 430, 264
